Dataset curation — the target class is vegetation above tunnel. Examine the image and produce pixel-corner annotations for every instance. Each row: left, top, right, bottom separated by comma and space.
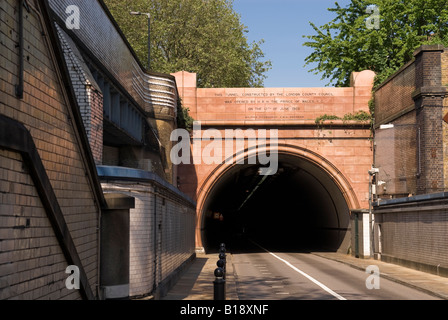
103, 0, 272, 88
303, 0, 448, 87
314, 110, 372, 125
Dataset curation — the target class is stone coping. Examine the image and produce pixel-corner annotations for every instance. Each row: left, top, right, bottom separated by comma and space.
96, 165, 196, 206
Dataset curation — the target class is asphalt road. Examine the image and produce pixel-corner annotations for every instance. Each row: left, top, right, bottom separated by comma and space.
231, 241, 440, 300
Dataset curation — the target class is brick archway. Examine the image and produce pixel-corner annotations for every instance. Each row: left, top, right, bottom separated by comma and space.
195, 144, 360, 251
173, 70, 374, 253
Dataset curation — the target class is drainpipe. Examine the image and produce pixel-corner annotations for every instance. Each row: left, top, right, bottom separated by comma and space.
354, 211, 359, 258
153, 186, 158, 294
15, 0, 25, 99
416, 127, 421, 178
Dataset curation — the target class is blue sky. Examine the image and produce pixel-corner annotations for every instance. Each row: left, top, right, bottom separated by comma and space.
232, 0, 352, 88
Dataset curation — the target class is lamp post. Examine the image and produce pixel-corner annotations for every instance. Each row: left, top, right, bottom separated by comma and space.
130, 11, 151, 70
368, 166, 379, 259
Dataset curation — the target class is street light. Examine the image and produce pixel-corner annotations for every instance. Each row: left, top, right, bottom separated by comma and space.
130, 11, 151, 70
368, 166, 379, 259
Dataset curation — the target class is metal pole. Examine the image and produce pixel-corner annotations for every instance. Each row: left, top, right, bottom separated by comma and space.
130, 11, 151, 70
369, 173, 372, 258
15, 0, 24, 99
354, 212, 359, 258
147, 14, 150, 70
368, 167, 378, 259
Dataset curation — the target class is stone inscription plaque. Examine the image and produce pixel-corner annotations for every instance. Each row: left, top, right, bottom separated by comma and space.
195, 87, 353, 121
217, 89, 339, 120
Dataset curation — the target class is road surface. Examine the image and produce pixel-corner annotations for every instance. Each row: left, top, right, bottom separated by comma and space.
231, 241, 440, 300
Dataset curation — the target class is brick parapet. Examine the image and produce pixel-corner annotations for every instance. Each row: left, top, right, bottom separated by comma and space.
374, 45, 448, 197
56, 24, 104, 164
49, 0, 178, 121
374, 193, 448, 277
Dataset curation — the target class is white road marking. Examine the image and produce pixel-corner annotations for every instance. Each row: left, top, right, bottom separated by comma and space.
252, 241, 347, 300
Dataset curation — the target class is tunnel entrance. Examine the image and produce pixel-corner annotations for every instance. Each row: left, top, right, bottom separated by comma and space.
201, 153, 352, 253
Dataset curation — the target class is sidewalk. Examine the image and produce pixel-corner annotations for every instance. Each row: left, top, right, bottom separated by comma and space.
161, 251, 448, 300
161, 252, 239, 300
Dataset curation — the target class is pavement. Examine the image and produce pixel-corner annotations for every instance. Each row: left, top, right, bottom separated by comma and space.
161, 252, 239, 300
161, 251, 448, 300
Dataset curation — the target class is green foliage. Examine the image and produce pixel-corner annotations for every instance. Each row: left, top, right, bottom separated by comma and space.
176, 99, 194, 132
342, 110, 372, 121
303, 0, 448, 87
103, 0, 271, 88
315, 110, 372, 125
315, 114, 341, 125
368, 95, 376, 117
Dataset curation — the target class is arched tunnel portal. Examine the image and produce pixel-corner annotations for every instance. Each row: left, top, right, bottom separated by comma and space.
198, 148, 358, 253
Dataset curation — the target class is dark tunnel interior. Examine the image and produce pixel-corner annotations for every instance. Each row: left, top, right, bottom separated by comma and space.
201, 154, 352, 253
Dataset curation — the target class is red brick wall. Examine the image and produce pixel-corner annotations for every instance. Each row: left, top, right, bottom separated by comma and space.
374, 45, 448, 197
443, 51, 448, 190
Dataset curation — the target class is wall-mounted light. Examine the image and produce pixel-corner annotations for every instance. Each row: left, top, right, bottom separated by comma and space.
379, 123, 394, 129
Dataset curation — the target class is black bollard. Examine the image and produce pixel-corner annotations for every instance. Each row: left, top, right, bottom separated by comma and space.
219, 243, 226, 255
217, 259, 226, 279
218, 252, 226, 274
213, 267, 226, 300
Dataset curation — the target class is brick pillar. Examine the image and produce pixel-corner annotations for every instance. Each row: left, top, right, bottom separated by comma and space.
412, 45, 447, 194
171, 71, 198, 199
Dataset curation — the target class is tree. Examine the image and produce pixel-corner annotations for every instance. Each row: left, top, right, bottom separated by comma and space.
303, 0, 448, 87
103, 0, 271, 88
